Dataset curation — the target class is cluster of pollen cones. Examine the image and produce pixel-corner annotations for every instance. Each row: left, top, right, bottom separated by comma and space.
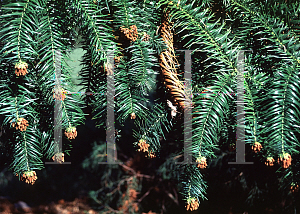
196, 156, 207, 169
290, 183, 299, 193
16, 171, 37, 185
251, 142, 262, 153
10, 118, 29, 131
15, 61, 28, 76
265, 154, 292, 168
120, 25, 138, 42
137, 139, 149, 153
278, 153, 292, 168
52, 152, 65, 164
130, 112, 136, 119
65, 127, 77, 140
265, 157, 275, 166
251, 142, 292, 168
53, 88, 67, 101
186, 198, 199, 211
137, 139, 156, 158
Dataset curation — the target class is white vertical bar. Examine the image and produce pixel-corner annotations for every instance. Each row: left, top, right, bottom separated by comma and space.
176, 50, 193, 164
46, 49, 70, 164
99, 46, 122, 164
229, 50, 253, 165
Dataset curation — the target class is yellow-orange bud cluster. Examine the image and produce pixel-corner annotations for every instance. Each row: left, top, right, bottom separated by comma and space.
130, 112, 136, 119
196, 156, 207, 169
53, 87, 67, 101
10, 118, 29, 131
52, 152, 65, 164
137, 139, 149, 152
120, 25, 138, 42
290, 182, 299, 193
185, 198, 199, 211
18, 171, 38, 185
278, 153, 292, 168
15, 61, 28, 76
65, 127, 77, 140
251, 142, 262, 153
265, 157, 275, 166
147, 150, 156, 158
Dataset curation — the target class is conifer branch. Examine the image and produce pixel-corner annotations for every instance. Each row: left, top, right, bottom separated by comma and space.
17, 0, 30, 62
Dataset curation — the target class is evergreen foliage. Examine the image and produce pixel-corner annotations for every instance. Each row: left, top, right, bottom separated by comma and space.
1, 0, 300, 212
